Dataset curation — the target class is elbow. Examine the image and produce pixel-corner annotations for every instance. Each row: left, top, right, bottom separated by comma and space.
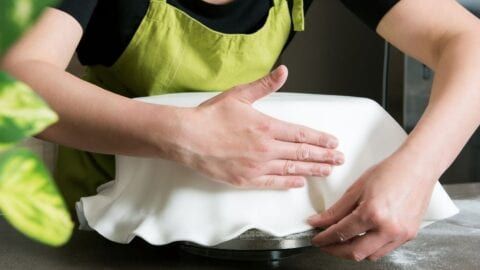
431, 21, 480, 70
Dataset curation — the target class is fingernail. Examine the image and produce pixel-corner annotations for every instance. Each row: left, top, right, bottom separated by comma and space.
273, 67, 284, 80
334, 155, 344, 165
327, 139, 338, 148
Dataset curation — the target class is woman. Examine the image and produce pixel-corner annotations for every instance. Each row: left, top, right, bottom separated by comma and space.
2, 0, 479, 261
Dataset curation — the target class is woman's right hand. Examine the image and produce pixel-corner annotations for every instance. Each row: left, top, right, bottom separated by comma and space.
169, 65, 345, 189
0, 11, 339, 184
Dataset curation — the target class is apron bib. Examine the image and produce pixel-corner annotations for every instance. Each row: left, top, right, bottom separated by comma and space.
55, 0, 305, 211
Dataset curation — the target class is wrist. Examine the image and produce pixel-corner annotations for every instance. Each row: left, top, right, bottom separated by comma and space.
144, 103, 193, 162
392, 142, 441, 183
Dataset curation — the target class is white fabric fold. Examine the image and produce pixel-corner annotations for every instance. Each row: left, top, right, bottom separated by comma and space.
77, 92, 459, 245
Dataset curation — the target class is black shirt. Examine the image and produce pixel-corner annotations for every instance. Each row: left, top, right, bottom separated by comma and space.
56, 0, 400, 67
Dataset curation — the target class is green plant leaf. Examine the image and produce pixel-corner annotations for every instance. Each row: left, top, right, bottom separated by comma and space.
0, 72, 58, 150
0, 0, 57, 55
0, 148, 73, 246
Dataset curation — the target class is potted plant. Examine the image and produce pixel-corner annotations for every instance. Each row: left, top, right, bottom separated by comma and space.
0, 0, 73, 246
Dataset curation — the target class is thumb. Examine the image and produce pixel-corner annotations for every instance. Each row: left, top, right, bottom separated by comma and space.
231, 65, 288, 104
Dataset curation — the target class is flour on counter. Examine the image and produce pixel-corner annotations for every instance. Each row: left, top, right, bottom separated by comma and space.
384, 199, 480, 270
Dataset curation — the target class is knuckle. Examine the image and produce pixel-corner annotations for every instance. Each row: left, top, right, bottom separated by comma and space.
230, 175, 247, 187
369, 210, 388, 226
259, 76, 274, 90
364, 203, 388, 225
386, 224, 404, 238
255, 120, 273, 134
264, 176, 276, 188
295, 127, 308, 143
242, 160, 262, 176
283, 160, 296, 175
317, 132, 329, 145
254, 140, 271, 154
296, 143, 310, 160
323, 149, 336, 162
312, 164, 329, 176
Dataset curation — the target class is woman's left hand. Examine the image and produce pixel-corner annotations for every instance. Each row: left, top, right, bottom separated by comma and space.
308, 151, 437, 261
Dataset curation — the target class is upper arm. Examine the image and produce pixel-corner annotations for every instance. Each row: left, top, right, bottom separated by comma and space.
377, 0, 480, 69
1, 8, 83, 70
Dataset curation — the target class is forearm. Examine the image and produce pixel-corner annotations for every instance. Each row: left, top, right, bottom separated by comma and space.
2, 60, 183, 158
397, 32, 480, 180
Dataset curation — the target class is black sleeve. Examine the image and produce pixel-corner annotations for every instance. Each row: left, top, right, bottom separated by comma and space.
55, 0, 98, 30
339, 0, 400, 30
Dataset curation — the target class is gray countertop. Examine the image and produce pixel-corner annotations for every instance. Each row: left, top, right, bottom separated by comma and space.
1, 183, 479, 270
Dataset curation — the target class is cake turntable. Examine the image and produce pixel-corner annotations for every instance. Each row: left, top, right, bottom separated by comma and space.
179, 228, 321, 261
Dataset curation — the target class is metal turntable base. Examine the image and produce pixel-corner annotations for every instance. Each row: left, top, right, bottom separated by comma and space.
179, 229, 320, 261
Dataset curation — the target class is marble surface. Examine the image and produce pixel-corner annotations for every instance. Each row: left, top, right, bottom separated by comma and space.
1, 183, 479, 270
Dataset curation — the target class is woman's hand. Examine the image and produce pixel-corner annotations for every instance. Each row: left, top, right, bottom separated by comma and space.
170, 66, 344, 189
308, 150, 437, 261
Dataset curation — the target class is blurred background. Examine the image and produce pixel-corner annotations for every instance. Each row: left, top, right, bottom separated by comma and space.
61, 0, 480, 184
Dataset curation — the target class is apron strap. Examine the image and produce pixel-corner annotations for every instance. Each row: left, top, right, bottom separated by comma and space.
291, 0, 305, 32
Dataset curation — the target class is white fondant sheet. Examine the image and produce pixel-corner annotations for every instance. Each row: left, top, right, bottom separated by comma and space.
77, 92, 459, 246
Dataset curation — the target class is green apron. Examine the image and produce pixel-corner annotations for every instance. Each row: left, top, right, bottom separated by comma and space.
55, 0, 306, 212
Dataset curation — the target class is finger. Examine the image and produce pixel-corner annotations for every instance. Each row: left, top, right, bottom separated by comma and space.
265, 160, 332, 177
273, 141, 344, 165
246, 175, 306, 189
307, 191, 360, 227
367, 240, 403, 261
311, 210, 373, 246
319, 232, 389, 261
270, 120, 339, 149
229, 65, 288, 104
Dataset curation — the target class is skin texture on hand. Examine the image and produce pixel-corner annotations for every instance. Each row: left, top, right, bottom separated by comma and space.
308, 151, 435, 261
172, 66, 344, 189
